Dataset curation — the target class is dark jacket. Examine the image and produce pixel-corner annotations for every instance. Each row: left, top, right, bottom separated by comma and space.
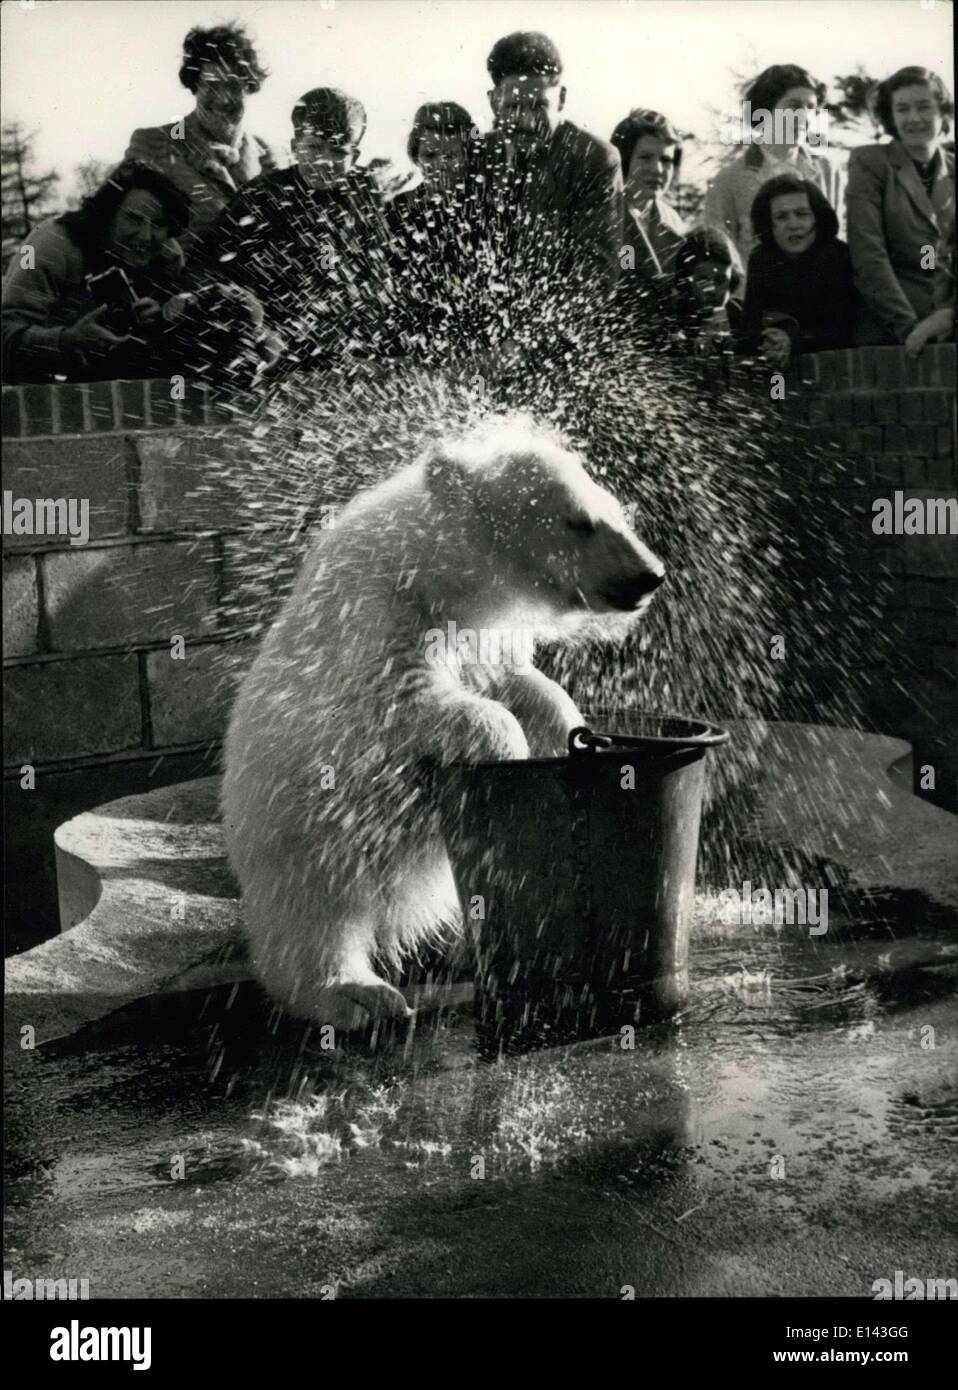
197, 164, 400, 369
478, 120, 624, 298
846, 140, 956, 345
386, 180, 487, 357
740, 237, 858, 355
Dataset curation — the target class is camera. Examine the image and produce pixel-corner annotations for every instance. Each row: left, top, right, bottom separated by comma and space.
85, 265, 139, 336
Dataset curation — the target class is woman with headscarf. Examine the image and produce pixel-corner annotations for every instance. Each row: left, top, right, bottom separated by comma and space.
740, 173, 857, 368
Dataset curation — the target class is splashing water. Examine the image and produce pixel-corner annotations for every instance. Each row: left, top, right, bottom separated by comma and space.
191, 332, 890, 891
166, 152, 895, 905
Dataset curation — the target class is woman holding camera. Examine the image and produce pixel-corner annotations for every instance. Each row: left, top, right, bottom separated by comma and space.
2, 160, 191, 383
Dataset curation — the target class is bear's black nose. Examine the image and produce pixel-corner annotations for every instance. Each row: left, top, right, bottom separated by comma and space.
604, 569, 666, 610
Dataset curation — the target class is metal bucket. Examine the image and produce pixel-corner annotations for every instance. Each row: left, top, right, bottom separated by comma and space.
441, 713, 730, 1051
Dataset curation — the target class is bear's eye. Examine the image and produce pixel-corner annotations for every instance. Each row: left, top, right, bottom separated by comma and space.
566, 517, 595, 536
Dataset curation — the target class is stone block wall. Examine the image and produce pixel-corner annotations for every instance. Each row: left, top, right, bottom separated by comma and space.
2, 378, 258, 948
3, 378, 255, 772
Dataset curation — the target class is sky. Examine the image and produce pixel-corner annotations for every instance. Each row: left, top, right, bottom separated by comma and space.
1, 0, 954, 198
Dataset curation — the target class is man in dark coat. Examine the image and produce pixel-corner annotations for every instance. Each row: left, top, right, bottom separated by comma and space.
481, 35, 623, 297
387, 102, 486, 361
196, 87, 401, 375
462, 31, 624, 384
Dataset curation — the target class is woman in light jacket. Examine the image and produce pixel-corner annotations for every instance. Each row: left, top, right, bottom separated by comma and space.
705, 64, 843, 273
846, 66, 955, 346
124, 22, 279, 254
611, 109, 688, 279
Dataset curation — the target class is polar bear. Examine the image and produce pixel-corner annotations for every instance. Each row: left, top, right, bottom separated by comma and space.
221, 422, 664, 1029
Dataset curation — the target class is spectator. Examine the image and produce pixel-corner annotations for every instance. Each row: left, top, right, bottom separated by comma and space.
905, 221, 955, 355
406, 101, 475, 190
740, 174, 857, 368
389, 103, 483, 358
125, 22, 279, 253
612, 109, 687, 279
198, 87, 399, 374
1, 160, 189, 383
669, 227, 744, 356
846, 66, 955, 346
704, 64, 843, 271
480, 31, 624, 302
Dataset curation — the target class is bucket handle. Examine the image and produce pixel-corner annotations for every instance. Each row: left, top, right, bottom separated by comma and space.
569, 727, 615, 754
568, 723, 730, 756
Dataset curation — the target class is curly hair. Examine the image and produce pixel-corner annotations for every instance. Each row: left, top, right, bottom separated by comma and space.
749, 174, 838, 252
610, 110, 684, 179
744, 64, 825, 121
179, 22, 268, 95
406, 102, 475, 163
58, 160, 190, 257
874, 66, 953, 138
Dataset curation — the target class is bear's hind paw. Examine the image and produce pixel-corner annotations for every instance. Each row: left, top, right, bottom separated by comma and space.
318, 979, 413, 1031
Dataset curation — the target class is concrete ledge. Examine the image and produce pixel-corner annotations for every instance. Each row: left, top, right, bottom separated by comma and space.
5, 722, 954, 1050
6, 777, 242, 1048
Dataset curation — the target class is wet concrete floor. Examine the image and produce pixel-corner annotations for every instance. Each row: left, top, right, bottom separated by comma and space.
6, 892, 956, 1298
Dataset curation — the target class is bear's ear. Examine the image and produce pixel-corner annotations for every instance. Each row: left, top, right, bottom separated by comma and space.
425, 443, 479, 507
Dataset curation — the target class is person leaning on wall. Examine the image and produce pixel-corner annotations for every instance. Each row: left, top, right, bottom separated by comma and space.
1, 160, 190, 383
846, 65, 955, 348
739, 173, 858, 370
668, 227, 745, 358
124, 21, 280, 255
194, 87, 400, 379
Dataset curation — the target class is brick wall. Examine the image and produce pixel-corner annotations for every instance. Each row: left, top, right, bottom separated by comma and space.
769, 346, 956, 804
2, 351, 955, 946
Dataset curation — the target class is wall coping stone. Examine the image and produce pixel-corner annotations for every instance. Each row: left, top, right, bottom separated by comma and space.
2, 347, 955, 440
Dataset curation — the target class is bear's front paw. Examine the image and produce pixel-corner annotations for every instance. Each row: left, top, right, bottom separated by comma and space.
438, 700, 530, 765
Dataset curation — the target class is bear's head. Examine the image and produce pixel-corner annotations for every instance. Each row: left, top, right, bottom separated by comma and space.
425, 423, 665, 623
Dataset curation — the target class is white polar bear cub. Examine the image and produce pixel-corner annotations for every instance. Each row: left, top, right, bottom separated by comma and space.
221, 422, 664, 1028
